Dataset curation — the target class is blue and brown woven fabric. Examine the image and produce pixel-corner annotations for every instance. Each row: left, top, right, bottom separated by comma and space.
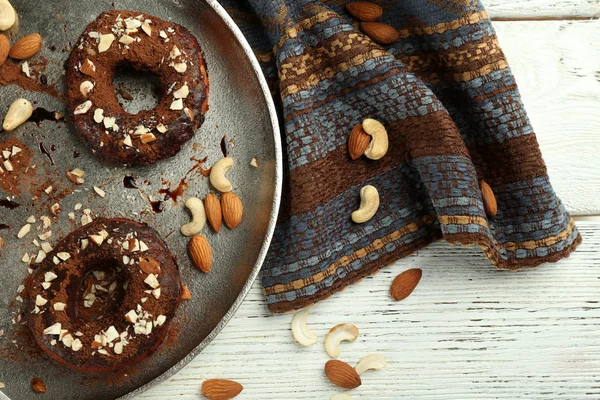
218, 0, 582, 313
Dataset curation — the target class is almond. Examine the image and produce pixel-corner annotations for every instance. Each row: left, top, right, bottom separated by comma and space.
139, 257, 161, 275
80, 58, 96, 77
9, 33, 42, 60
480, 179, 498, 217
360, 22, 400, 45
188, 234, 212, 273
348, 123, 371, 160
181, 285, 192, 300
221, 192, 243, 230
0, 34, 9, 67
201, 379, 243, 400
346, 2, 383, 22
31, 377, 47, 393
205, 193, 222, 233
390, 268, 422, 301
325, 360, 362, 389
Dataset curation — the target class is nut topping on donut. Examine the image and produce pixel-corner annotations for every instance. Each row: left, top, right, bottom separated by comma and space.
98, 33, 115, 52
80, 58, 96, 76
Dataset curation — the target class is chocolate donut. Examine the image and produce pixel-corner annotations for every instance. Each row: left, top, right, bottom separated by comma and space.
66, 10, 209, 165
24, 218, 181, 373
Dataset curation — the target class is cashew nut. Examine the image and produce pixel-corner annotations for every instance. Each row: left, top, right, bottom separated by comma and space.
291, 308, 317, 346
330, 395, 353, 400
351, 185, 379, 224
325, 323, 359, 358
0, 0, 16, 31
180, 197, 206, 237
355, 353, 387, 375
362, 118, 388, 160
209, 157, 234, 193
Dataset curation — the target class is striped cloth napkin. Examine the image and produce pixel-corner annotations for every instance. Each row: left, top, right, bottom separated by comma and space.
218, 0, 582, 313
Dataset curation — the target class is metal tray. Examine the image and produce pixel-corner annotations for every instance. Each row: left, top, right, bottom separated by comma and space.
0, 0, 281, 398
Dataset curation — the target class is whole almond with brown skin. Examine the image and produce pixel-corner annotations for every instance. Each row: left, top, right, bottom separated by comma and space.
346, 2, 383, 22
188, 234, 212, 273
205, 193, 222, 233
139, 257, 161, 275
201, 379, 243, 400
31, 377, 47, 393
9, 33, 42, 59
390, 268, 422, 301
348, 123, 371, 160
325, 360, 362, 389
0, 35, 10, 67
360, 22, 400, 45
221, 192, 243, 230
479, 179, 498, 217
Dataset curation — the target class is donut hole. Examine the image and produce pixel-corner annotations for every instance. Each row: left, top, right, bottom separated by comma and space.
75, 259, 127, 322
112, 63, 163, 115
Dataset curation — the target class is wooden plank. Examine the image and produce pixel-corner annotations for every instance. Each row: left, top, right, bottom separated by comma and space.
139, 220, 600, 399
493, 20, 600, 215
484, 0, 599, 19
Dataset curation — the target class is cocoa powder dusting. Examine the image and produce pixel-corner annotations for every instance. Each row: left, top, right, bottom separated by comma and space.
0, 59, 63, 100
0, 138, 36, 197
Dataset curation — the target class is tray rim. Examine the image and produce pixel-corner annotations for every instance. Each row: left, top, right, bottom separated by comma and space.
117, 1, 283, 398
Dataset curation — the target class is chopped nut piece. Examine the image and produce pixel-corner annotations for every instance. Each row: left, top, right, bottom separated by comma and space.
169, 45, 181, 59
156, 123, 168, 133
173, 84, 189, 99
74, 100, 93, 115
67, 168, 86, 184
159, 30, 167, 38
119, 35, 135, 44
250, 158, 259, 168
144, 274, 160, 289
93, 108, 104, 123
35, 295, 48, 306
22, 253, 30, 263
57, 252, 70, 261
35, 250, 46, 263
170, 99, 183, 110
17, 224, 31, 238
71, 338, 82, 351
173, 62, 187, 73
38, 231, 51, 241
154, 315, 166, 327
98, 33, 116, 53
80, 80, 94, 97
41, 282, 52, 290
141, 20, 152, 36
50, 203, 62, 215
26, 215, 36, 223
114, 342, 123, 354
125, 310, 138, 323
3, 159, 13, 172
11, 146, 22, 156
123, 135, 133, 147
44, 186, 53, 194
41, 242, 52, 253
183, 107, 194, 120
89, 234, 104, 246
125, 19, 142, 29
22, 61, 30, 77
140, 133, 156, 144
93, 186, 106, 198
81, 59, 97, 76
181, 286, 192, 300
45, 271, 58, 282
103, 116, 116, 129
43, 322, 61, 335
53, 302, 66, 311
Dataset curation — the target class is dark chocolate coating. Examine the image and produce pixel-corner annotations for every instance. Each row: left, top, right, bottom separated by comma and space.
66, 10, 209, 165
24, 218, 181, 373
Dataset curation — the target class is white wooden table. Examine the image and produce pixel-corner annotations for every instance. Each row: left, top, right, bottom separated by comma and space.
140, 2, 600, 399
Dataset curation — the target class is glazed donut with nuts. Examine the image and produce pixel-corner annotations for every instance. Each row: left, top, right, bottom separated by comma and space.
66, 10, 209, 165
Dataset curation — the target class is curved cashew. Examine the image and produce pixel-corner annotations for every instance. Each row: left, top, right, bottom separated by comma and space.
209, 157, 234, 193
362, 118, 388, 160
291, 308, 317, 346
351, 185, 379, 224
330, 395, 353, 400
325, 323, 359, 358
355, 353, 387, 375
180, 197, 206, 236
